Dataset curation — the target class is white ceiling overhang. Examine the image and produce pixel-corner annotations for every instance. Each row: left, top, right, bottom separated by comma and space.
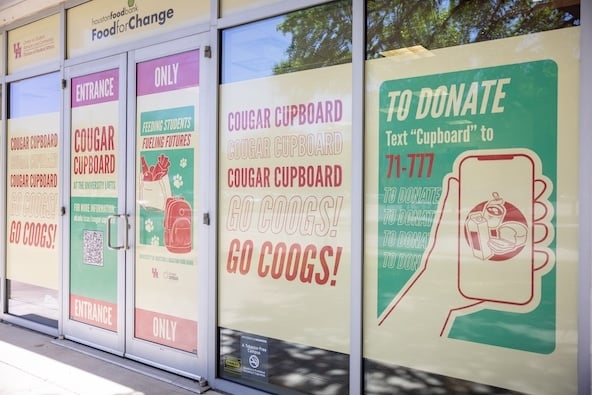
0, 0, 64, 28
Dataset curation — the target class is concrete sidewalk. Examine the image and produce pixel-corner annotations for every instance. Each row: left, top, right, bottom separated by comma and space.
0, 321, 224, 395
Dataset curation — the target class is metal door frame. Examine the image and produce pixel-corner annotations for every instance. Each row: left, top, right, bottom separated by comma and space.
123, 33, 210, 379
62, 53, 128, 355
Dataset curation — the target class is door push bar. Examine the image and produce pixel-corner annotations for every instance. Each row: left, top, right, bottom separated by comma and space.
107, 214, 130, 250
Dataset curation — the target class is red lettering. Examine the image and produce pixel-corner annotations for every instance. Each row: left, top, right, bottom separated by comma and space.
21, 222, 56, 248
227, 238, 252, 274
315, 246, 332, 285
73, 125, 115, 153
254, 241, 340, 286
300, 245, 316, 283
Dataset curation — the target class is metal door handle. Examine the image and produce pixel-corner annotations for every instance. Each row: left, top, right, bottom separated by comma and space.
107, 214, 129, 250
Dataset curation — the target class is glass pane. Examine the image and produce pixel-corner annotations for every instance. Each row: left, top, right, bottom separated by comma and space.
219, 2, 352, 393
8, 73, 60, 117
364, 1, 580, 394
69, 69, 120, 331
135, 50, 200, 352
6, 72, 61, 327
366, 0, 580, 59
7, 281, 58, 327
222, 1, 352, 83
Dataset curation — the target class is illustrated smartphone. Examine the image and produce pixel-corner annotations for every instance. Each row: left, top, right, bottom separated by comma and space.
457, 153, 535, 305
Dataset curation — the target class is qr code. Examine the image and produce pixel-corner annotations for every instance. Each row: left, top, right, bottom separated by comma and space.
83, 230, 104, 266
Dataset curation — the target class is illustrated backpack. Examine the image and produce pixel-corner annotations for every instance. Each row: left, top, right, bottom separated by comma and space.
164, 196, 192, 254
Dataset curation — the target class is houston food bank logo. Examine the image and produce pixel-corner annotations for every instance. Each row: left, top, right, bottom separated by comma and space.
90, 0, 175, 41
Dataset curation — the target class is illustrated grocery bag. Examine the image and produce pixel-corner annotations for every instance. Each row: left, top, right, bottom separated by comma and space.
139, 154, 172, 211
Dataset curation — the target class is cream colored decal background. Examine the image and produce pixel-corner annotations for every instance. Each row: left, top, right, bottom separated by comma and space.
6, 114, 59, 289
135, 86, 199, 323
7, 13, 60, 74
220, 0, 283, 18
67, 0, 208, 58
364, 28, 578, 395
71, 103, 119, 197
219, 63, 352, 353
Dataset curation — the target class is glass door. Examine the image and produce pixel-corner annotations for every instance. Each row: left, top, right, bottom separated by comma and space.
63, 54, 127, 354
63, 35, 208, 379
125, 35, 207, 377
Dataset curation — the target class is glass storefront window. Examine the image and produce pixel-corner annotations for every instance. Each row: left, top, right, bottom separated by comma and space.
366, 0, 580, 59
134, 50, 200, 353
6, 72, 61, 327
222, 1, 352, 83
220, 0, 284, 18
364, 1, 580, 394
219, 1, 352, 394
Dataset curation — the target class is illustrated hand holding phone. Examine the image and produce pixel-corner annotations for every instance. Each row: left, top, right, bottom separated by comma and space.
379, 149, 554, 337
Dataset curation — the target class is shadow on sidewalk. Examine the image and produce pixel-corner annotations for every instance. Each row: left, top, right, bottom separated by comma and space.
0, 321, 213, 395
